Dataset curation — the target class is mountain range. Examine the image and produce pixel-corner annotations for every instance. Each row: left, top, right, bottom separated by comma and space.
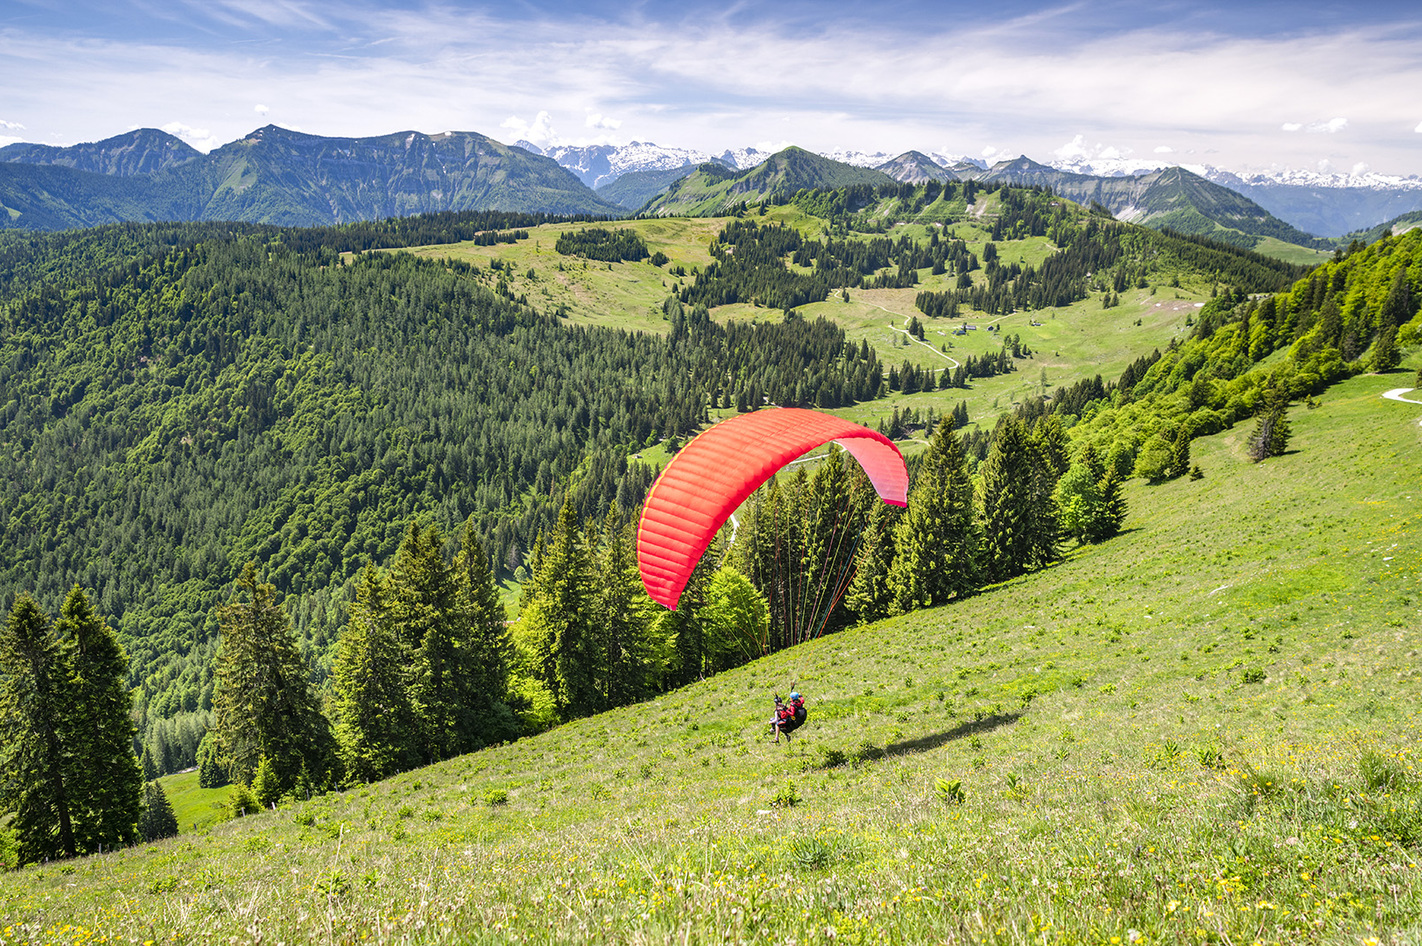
3, 125, 1421, 241
0, 126, 621, 229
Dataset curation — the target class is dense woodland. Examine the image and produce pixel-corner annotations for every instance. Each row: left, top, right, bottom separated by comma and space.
1, 193, 1416, 808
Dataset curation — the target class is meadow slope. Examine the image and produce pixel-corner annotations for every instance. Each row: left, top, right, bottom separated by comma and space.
3, 359, 1420, 944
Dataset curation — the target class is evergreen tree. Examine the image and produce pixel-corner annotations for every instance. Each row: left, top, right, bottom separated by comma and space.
1094, 467, 1128, 542
137, 781, 178, 842
56, 586, 142, 853
1028, 418, 1065, 568
1169, 424, 1193, 481
844, 501, 901, 625
980, 415, 1039, 582
888, 419, 979, 610
389, 522, 468, 761
1248, 385, 1292, 462
453, 525, 517, 748
591, 507, 652, 708
1373, 324, 1400, 372
523, 502, 599, 718
211, 563, 337, 796
799, 449, 873, 638
195, 732, 229, 789
330, 565, 419, 782
0, 595, 78, 863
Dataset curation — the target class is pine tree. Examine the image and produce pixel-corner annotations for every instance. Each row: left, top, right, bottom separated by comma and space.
981, 415, 1039, 582
137, 781, 178, 842
56, 586, 142, 853
844, 501, 900, 625
454, 525, 517, 747
330, 564, 419, 782
1094, 467, 1128, 542
523, 502, 599, 718
195, 732, 228, 789
889, 419, 979, 609
0, 595, 78, 863
1373, 324, 1400, 372
1027, 418, 1065, 568
799, 449, 873, 638
1248, 386, 1292, 462
211, 563, 337, 795
591, 507, 651, 708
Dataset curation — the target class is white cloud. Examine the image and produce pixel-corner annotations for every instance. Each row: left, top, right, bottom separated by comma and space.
0, 118, 24, 131
1154, 145, 1174, 153
981, 145, 998, 159
161, 121, 222, 152
584, 110, 621, 132
1285, 117, 1348, 134
254, 104, 269, 115
1415, 121, 1422, 133
501, 111, 558, 146
1352, 161, 1370, 175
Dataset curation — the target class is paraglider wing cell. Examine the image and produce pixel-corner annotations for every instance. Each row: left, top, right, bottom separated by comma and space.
636, 408, 908, 610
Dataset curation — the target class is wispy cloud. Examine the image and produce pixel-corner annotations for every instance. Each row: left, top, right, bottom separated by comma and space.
1, 2, 1420, 174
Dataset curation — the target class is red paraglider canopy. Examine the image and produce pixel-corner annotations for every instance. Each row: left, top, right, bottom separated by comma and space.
636, 408, 909, 610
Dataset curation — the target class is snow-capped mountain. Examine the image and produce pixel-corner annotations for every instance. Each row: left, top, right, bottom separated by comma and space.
714, 147, 773, 171
514, 134, 1422, 238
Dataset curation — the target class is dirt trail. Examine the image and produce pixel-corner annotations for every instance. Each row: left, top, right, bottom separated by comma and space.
1381, 387, 1422, 426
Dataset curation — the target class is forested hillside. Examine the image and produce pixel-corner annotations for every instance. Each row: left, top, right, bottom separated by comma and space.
0, 217, 883, 759
5, 184, 1403, 786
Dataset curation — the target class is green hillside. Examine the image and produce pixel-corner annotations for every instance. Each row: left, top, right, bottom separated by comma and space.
4, 360, 1419, 944
966, 158, 1329, 254
1342, 209, 1422, 247
595, 165, 700, 210
644, 148, 893, 216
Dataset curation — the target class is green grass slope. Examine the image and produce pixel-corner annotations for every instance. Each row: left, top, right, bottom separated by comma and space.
6, 357, 1420, 944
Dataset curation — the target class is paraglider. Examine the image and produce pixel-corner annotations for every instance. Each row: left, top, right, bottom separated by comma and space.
636, 408, 909, 611
770, 691, 807, 743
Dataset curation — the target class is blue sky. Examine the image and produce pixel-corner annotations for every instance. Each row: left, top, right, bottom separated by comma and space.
4, 0, 1422, 175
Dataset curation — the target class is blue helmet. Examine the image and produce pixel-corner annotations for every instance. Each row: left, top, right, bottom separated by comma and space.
790, 691, 801, 701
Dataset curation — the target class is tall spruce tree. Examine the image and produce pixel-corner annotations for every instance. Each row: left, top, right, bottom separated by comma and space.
211, 563, 337, 795
981, 415, 1038, 582
0, 595, 77, 863
523, 502, 599, 718
888, 419, 979, 611
1248, 385, 1292, 462
56, 586, 141, 853
454, 524, 516, 747
591, 507, 651, 709
330, 565, 419, 782
390, 522, 474, 762
800, 449, 874, 638
844, 501, 901, 625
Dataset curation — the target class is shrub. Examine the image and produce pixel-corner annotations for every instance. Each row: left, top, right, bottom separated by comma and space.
771, 779, 801, 807
225, 783, 260, 819
484, 788, 509, 807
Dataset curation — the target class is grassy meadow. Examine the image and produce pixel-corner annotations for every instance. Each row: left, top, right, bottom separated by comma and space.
406, 210, 1210, 451
3, 356, 1419, 943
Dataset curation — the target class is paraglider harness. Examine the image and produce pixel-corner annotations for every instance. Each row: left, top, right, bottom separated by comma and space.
770, 692, 807, 742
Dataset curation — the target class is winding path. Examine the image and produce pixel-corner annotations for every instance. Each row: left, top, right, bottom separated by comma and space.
879, 312, 961, 369
1381, 387, 1422, 426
